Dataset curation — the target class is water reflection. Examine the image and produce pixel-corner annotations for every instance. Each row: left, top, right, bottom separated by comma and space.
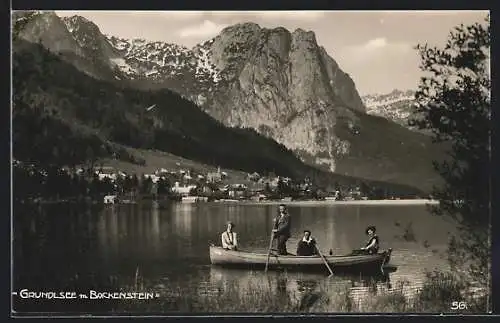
276, 273, 291, 304
207, 265, 395, 310
14, 202, 456, 313
151, 204, 160, 253
172, 203, 194, 236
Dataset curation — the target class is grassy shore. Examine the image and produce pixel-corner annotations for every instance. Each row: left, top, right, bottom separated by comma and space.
14, 269, 486, 314
116, 271, 487, 314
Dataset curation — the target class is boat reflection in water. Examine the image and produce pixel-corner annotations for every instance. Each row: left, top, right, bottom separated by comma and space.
207, 266, 396, 310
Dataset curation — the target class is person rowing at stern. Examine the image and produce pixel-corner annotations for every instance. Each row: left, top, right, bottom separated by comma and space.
221, 221, 238, 251
360, 225, 379, 254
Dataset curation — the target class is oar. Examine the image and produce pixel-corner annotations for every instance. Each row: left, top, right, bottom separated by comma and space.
264, 230, 275, 272
315, 244, 334, 277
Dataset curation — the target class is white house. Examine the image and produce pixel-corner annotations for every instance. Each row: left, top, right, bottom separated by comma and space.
171, 182, 197, 196
96, 166, 117, 181
155, 168, 169, 176
99, 173, 117, 181
104, 195, 117, 204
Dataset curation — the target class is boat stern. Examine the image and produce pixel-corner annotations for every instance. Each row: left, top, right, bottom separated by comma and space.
384, 248, 393, 265
379, 248, 393, 275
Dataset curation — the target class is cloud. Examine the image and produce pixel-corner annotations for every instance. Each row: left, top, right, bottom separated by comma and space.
152, 11, 205, 21
339, 37, 413, 64
191, 10, 326, 23
364, 38, 388, 50
334, 37, 420, 94
178, 20, 228, 38
253, 11, 326, 21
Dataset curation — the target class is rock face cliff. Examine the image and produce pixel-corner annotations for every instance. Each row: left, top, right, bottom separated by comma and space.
13, 11, 122, 82
196, 23, 366, 171
13, 11, 82, 55
12, 12, 442, 191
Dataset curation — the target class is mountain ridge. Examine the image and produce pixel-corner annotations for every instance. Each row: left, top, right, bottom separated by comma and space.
14, 39, 429, 195
13, 11, 443, 192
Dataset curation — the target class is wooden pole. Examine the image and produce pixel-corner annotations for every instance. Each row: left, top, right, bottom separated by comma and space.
264, 230, 275, 272
316, 244, 334, 277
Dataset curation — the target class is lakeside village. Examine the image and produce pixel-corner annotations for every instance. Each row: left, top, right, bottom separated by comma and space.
13, 159, 423, 205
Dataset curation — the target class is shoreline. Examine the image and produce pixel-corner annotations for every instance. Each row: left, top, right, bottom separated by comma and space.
217, 199, 439, 206
16, 198, 440, 207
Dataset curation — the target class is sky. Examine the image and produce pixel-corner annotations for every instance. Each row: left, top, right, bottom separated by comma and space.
55, 10, 488, 95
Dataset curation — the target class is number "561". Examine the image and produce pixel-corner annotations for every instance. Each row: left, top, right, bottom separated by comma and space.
451, 301, 467, 310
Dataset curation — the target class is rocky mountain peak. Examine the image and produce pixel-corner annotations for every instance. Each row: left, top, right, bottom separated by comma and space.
33, 10, 58, 19
62, 15, 121, 67
292, 28, 317, 43
62, 15, 101, 34
186, 23, 368, 171
27, 11, 63, 28
221, 22, 261, 34
15, 11, 83, 56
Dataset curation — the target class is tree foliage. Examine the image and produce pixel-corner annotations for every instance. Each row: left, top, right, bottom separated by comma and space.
13, 40, 307, 178
410, 15, 490, 289
13, 163, 115, 202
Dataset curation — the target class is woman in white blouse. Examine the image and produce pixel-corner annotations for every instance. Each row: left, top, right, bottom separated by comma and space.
221, 221, 238, 251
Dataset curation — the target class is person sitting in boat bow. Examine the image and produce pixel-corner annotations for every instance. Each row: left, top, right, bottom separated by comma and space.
221, 221, 238, 251
360, 225, 379, 254
296, 230, 318, 256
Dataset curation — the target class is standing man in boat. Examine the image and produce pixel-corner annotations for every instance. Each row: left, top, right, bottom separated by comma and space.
272, 204, 291, 255
360, 225, 379, 254
221, 221, 238, 251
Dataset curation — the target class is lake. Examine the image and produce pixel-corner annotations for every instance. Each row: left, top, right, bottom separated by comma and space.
12, 201, 458, 314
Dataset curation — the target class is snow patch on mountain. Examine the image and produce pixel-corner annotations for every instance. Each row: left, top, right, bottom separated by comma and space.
104, 34, 221, 87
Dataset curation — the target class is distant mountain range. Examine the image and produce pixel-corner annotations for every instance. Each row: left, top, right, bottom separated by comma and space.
12, 10, 444, 192
362, 89, 421, 131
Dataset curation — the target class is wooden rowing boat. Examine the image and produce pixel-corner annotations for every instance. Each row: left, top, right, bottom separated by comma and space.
209, 245, 392, 273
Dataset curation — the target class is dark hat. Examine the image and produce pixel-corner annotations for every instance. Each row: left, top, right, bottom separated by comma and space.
365, 226, 376, 234
303, 229, 311, 234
